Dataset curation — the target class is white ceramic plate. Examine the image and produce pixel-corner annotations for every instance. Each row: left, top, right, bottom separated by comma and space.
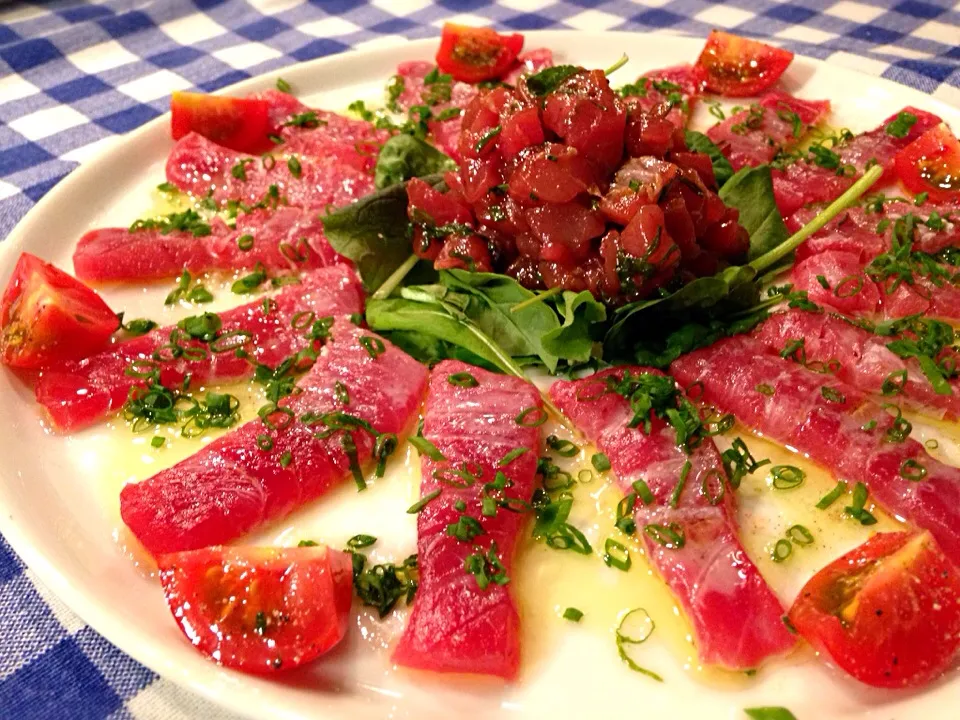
2, 31, 960, 720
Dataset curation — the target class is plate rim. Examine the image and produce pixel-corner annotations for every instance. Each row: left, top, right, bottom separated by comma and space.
2, 28, 959, 720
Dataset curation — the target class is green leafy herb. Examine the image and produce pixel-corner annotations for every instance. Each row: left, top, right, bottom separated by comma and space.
525, 65, 580, 96
352, 552, 418, 617
563, 607, 584, 622
322, 175, 444, 293
684, 130, 735, 187
885, 111, 918, 138
374, 134, 457, 190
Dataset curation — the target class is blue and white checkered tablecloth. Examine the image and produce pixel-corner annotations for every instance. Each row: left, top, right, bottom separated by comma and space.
0, 1, 957, 717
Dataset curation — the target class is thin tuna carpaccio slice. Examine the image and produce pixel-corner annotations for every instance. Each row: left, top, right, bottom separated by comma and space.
671, 336, 960, 565
772, 106, 942, 217
74, 206, 344, 283
550, 368, 796, 670
789, 203, 960, 261
754, 310, 960, 420
790, 249, 960, 321
166, 132, 375, 209
120, 321, 429, 555
36, 265, 363, 432
706, 91, 830, 171
393, 360, 542, 680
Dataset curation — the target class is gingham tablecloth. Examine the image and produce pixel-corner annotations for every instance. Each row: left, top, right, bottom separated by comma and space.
0, 1, 957, 717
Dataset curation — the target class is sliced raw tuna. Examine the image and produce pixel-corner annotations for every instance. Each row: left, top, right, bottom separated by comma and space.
550, 368, 796, 670
790, 203, 960, 260
790, 249, 960, 321
74, 206, 344, 283
837, 106, 941, 181
772, 161, 854, 218
623, 64, 704, 130
35, 266, 364, 432
166, 132, 375, 208
393, 360, 542, 680
790, 250, 882, 315
772, 106, 942, 216
120, 320, 429, 555
671, 336, 960, 565
396, 50, 552, 161
707, 91, 830, 171
753, 310, 960, 420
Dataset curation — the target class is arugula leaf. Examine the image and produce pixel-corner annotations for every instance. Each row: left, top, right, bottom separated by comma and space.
525, 65, 580, 96
684, 130, 734, 188
441, 270, 562, 371
321, 175, 442, 292
367, 287, 527, 375
719, 165, 789, 261
379, 329, 499, 371
541, 290, 607, 363
374, 135, 457, 190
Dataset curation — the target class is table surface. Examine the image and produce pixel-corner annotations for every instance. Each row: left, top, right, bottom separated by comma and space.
0, 0, 958, 718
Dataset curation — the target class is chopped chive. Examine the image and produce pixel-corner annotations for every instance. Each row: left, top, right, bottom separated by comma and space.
346, 534, 377, 549
816, 481, 847, 509
563, 607, 584, 622
786, 524, 814, 545
407, 488, 442, 514
359, 335, 385, 359
669, 460, 691, 508
632, 478, 655, 505
515, 406, 547, 427
770, 465, 804, 490
771, 538, 792, 563
498, 447, 528, 466
447, 371, 478, 387
151, 436, 165, 448
603, 538, 631, 571
546, 435, 579, 457
591, 452, 611, 472
409, 435, 445, 461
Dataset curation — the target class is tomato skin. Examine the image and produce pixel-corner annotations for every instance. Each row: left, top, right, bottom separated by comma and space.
170, 92, 272, 154
158, 545, 353, 674
1, 252, 117, 369
695, 30, 794, 97
788, 531, 960, 689
893, 124, 960, 203
435, 24, 524, 83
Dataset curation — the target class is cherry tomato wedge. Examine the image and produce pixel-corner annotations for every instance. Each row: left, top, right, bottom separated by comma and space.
158, 545, 353, 673
435, 23, 524, 84
0, 252, 117, 369
170, 92, 272, 154
695, 30, 793, 97
893, 123, 960, 203
788, 531, 960, 688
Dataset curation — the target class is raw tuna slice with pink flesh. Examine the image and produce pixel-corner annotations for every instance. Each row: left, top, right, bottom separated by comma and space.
74, 206, 344, 283
772, 106, 942, 217
120, 320, 429, 555
393, 360, 542, 679
790, 249, 960, 321
671, 336, 960, 565
550, 368, 796, 670
753, 309, 960, 420
623, 64, 704, 130
35, 265, 364, 432
790, 203, 960, 261
706, 91, 830, 171
166, 132, 375, 208
395, 50, 553, 161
